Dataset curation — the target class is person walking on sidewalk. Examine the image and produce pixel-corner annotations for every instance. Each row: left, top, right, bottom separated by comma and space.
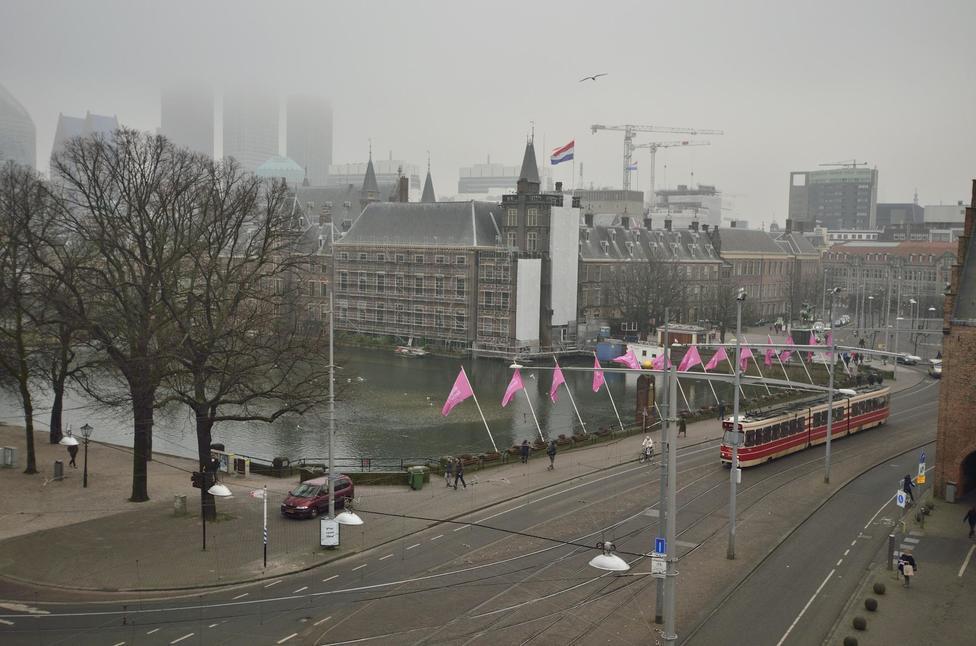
717, 403, 726, 422
902, 474, 916, 503
66, 443, 79, 468
678, 417, 687, 438
546, 440, 557, 471
444, 458, 454, 487
964, 506, 976, 539
520, 440, 530, 464
453, 458, 467, 489
898, 550, 917, 587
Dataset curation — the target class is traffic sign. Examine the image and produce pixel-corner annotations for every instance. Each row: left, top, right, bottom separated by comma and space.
917, 462, 926, 485
651, 556, 666, 578
920, 451, 926, 464
655, 537, 666, 555
896, 490, 907, 508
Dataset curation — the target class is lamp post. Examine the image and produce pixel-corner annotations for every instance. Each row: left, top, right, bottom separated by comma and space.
867, 295, 874, 331
728, 288, 746, 560
895, 317, 904, 357
80, 423, 92, 488
327, 288, 363, 529
824, 287, 842, 484
202, 480, 232, 551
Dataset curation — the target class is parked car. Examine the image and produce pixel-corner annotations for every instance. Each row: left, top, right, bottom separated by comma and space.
280, 475, 354, 519
896, 353, 921, 365
929, 363, 942, 378
754, 318, 769, 326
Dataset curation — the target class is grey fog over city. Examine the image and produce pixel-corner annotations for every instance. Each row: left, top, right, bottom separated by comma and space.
1, 2, 975, 645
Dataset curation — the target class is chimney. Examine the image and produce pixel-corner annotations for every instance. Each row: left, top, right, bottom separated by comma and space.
702, 224, 710, 233
643, 217, 652, 229
584, 212, 594, 227
664, 218, 672, 231
621, 215, 630, 229
555, 181, 563, 193
398, 175, 409, 202
691, 220, 699, 232
785, 218, 792, 234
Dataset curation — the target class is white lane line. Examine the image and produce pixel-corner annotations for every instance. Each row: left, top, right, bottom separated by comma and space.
904, 537, 920, 544
900, 544, 913, 551
313, 615, 333, 626
379, 554, 393, 561
322, 575, 339, 583
112, 642, 125, 646
232, 593, 249, 600
406, 543, 420, 550
843, 549, 850, 556
293, 586, 308, 594
352, 564, 367, 571
265, 579, 282, 588
836, 559, 843, 567
775, 568, 836, 646
959, 545, 976, 578
146, 628, 160, 634
0, 619, 14, 626
851, 540, 857, 546
475, 503, 527, 524
431, 534, 444, 541
863, 493, 896, 530
171, 634, 195, 645
208, 622, 220, 628
277, 633, 299, 644
453, 525, 469, 532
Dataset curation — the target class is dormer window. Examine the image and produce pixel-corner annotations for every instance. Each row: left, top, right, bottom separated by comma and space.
600, 240, 609, 254
625, 241, 634, 256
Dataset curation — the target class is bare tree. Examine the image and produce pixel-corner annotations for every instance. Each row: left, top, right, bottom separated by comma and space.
158, 160, 330, 519
46, 129, 203, 502
604, 259, 686, 337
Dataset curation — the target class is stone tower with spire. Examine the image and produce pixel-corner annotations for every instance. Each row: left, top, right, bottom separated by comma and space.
360, 143, 380, 211
421, 153, 436, 203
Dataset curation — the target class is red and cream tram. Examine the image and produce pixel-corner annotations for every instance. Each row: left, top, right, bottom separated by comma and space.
720, 385, 890, 467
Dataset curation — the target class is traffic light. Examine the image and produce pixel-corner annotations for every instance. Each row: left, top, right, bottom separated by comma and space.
191, 471, 203, 489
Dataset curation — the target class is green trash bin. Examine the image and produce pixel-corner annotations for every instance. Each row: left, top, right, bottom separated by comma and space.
408, 466, 425, 490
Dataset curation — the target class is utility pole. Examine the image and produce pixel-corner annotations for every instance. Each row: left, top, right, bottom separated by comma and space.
824, 287, 841, 483
328, 289, 337, 520
656, 310, 670, 624
727, 289, 745, 559
662, 362, 679, 646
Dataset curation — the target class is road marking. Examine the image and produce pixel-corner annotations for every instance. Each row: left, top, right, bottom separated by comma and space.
851, 540, 857, 546
277, 633, 299, 644
322, 575, 339, 583
900, 544, 913, 552
959, 545, 976, 578
453, 525, 469, 532
232, 593, 249, 600
265, 579, 282, 588
112, 642, 125, 646
0, 619, 14, 626
146, 628, 160, 634
208, 622, 220, 628
171, 634, 194, 644
864, 493, 897, 530
352, 564, 367, 571
836, 559, 843, 567
379, 554, 393, 561
313, 615, 333, 626
406, 543, 420, 550
843, 549, 850, 556
431, 534, 444, 541
293, 586, 308, 594
904, 537, 920, 544
909, 529, 924, 536
776, 568, 836, 646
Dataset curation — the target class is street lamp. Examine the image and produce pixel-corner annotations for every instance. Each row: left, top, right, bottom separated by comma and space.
202, 481, 232, 551
895, 316, 904, 356
728, 288, 746, 560
824, 287, 843, 484
588, 541, 630, 571
79, 423, 93, 488
867, 295, 874, 330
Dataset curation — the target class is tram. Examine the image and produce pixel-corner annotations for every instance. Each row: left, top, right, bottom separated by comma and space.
720, 384, 891, 467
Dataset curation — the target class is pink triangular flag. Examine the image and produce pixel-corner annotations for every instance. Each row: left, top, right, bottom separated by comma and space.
705, 345, 728, 371
651, 352, 673, 370
501, 368, 525, 407
764, 335, 776, 367
779, 336, 794, 362
678, 345, 702, 372
592, 356, 605, 392
550, 362, 566, 403
612, 350, 641, 370
442, 367, 474, 416
739, 346, 754, 372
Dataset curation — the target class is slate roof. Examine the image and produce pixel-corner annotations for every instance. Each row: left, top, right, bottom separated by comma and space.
711, 228, 787, 256
774, 231, 819, 256
518, 141, 540, 184
421, 170, 436, 203
294, 222, 337, 255
579, 226, 721, 263
828, 241, 956, 258
335, 201, 502, 248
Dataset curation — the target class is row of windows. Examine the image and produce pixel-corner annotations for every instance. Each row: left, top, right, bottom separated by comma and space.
581, 264, 720, 282
477, 316, 511, 336
336, 251, 468, 265
505, 207, 540, 227
478, 290, 511, 309
337, 306, 468, 330
478, 264, 512, 281
745, 396, 888, 447
337, 272, 465, 298
505, 231, 540, 251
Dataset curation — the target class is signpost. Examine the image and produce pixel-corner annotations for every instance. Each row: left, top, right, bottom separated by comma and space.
917, 452, 927, 485
896, 490, 907, 508
655, 537, 666, 554
320, 518, 339, 547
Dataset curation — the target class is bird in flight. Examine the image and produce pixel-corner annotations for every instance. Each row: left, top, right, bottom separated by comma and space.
579, 73, 608, 82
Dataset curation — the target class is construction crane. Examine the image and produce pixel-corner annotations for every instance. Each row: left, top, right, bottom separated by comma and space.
633, 140, 711, 203
591, 123, 723, 191
818, 159, 869, 169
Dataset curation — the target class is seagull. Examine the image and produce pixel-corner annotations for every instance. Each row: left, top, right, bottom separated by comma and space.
579, 73, 608, 82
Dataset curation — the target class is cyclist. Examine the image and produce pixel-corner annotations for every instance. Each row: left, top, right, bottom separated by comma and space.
641, 435, 655, 461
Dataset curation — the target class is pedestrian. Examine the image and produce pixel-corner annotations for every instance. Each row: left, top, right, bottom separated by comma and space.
717, 402, 726, 422
520, 440, 530, 464
678, 417, 687, 438
902, 474, 916, 503
898, 550, 917, 587
964, 506, 976, 539
546, 440, 557, 471
453, 458, 467, 489
444, 458, 454, 487
67, 443, 79, 468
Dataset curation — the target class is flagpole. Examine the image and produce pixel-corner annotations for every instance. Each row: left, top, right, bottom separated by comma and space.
700, 366, 721, 404
743, 336, 772, 395
676, 377, 691, 412
522, 389, 545, 443
464, 366, 498, 453
773, 347, 794, 389
555, 357, 586, 434
595, 352, 625, 432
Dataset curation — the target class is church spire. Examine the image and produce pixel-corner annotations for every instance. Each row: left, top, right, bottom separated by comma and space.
421, 151, 436, 203
516, 138, 540, 195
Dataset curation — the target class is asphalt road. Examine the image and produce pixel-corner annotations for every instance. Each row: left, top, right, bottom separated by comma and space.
0, 372, 940, 646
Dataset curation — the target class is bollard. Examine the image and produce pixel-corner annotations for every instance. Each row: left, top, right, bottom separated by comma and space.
887, 533, 895, 570
173, 494, 187, 516
53, 459, 64, 481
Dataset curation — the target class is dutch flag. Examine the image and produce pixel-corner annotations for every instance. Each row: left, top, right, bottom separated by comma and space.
550, 140, 574, 166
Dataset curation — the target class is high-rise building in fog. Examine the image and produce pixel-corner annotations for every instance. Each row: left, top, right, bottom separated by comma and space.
50, 111, 119, 172
286, 95, 332, 186
222, 88, 279, 174
160, 84, 214, 157
0, 83, 36, 170
788, 167, 878, 231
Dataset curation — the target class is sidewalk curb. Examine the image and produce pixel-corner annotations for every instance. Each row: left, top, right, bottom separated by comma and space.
1, 435, 724, 596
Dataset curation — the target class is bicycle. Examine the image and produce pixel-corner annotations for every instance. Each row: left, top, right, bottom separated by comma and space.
638, 445, 655, 463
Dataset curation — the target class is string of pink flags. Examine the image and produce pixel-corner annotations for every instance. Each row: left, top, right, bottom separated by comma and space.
440, 338, 837, 450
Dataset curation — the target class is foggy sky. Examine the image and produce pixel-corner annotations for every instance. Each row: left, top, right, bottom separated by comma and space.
2, 0, 974, 225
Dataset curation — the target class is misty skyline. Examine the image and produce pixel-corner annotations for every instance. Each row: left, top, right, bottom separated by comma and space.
1, 0, 973, 225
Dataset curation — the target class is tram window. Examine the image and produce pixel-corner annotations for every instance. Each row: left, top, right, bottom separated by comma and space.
746, 430, 755, 446
854, 402, 861, 415
813, 412, 822, 426
835, 407, 843, 420
771, 424, 779, 440
763, 427, 772, 443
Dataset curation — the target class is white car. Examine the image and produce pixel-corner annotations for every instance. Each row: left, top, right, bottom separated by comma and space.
929, 363, 942, 378
896, 354, 922, 365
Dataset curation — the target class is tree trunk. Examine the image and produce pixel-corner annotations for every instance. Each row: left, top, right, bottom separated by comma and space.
196, 411, 216, 521
129, 387, 154, 502
18, 376, 37, 475
48, 380, 64, 445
